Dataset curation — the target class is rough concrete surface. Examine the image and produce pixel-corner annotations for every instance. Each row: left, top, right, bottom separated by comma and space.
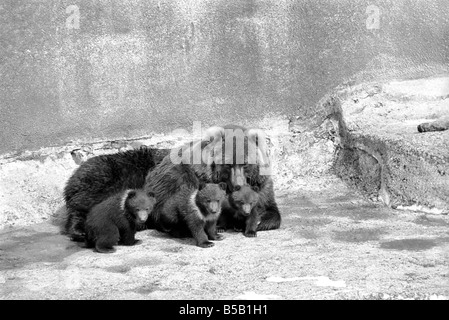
332, 76, 449, 212
2, 0, 449, 154
1, 81, 448, 299
1, 175, 448, 300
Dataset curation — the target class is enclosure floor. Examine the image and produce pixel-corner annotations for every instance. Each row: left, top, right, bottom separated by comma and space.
1, 178, 448, 300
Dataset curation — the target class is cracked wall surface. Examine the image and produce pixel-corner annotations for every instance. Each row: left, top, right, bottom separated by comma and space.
1, 0, 449, 154
331, 77, 449, 213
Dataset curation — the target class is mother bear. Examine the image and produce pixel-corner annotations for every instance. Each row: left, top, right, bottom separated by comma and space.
144, 124, 281, 232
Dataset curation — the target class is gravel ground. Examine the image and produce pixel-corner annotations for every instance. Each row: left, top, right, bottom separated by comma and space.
1, 176, 448, 300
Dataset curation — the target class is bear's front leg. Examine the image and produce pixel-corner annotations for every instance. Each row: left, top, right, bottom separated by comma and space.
216, 215, 228, 233
244, 208, 261, 238
186, 217, 214, 248
233, 218, 245, 233
216, 226, 226, 233
205, 220, 224, 241
118, 227, 137, 246
95, 232, 118, 254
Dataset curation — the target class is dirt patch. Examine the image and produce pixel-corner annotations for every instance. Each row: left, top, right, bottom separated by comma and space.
0, 228, 81, 271
436, 237, 449, 244
333, 227, 387, 243
1, 178, 449, 300
132, 283, 164, 295
161, 246, 185, 253
413, 215, 449, 227
326, 205, 392, 221
106, 265, 132, 274
291, 217, 333, 227
380, 238, 438, 251
128, 257, 164, 267
298, 229, 320, 240
325, 194, 360, 204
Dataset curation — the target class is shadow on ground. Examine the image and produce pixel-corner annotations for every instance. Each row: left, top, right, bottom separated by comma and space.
1, 177, 448, 300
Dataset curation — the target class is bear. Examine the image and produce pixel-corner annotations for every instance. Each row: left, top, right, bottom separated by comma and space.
217, 185, 261, 237
217, 125, 281, 232
85, 189, 155, 253
63, 146, 169, 242
145, 159, 227, 248
143, 125, 281, 234
158, 182, 227, 248
237, 162, 281, 232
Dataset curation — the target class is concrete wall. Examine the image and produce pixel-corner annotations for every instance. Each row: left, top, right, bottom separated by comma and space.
1, 0, 448, 154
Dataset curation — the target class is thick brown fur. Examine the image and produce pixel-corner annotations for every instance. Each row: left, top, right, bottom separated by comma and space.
85, 189, 155, 253
143, 125, 281, 234
147, 167, 227, 247
63, 147, 169, 242
240, 164, 281, 231
204, 125, 281, 231
217, 185, 261, 237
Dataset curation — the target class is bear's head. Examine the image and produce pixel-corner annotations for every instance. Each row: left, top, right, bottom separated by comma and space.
229, 185, 260, 217
196, 182, 227, 216
124, 189, 156, 224
205, 126, 271, 191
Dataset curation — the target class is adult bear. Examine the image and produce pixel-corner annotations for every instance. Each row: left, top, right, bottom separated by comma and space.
144, 125, 281, 232
63, 146, 169, 241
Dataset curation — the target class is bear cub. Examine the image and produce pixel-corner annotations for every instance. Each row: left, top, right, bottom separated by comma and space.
85, 189, 155, 253
217, 185, 261, 237
158, 182, 227, 248
63, 147, 168, 242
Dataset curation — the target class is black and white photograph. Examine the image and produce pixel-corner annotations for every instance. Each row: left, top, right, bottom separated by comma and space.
0, 0, 448, 303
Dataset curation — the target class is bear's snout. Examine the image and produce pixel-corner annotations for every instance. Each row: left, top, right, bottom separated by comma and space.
209, 201, 219, 213
242, 204, 252, 215
136, 210, 149, 223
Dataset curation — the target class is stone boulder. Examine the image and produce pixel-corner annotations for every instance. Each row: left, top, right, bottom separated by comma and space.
329, 76, 449, 213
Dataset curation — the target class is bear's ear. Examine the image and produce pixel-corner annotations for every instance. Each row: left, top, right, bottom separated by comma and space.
147, 191, 155, 198
234, 185, 241, 191
127, 190, 137, 199
251, 186, 260, 192
218, 182, 227, 191
198, 181, 206, 191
